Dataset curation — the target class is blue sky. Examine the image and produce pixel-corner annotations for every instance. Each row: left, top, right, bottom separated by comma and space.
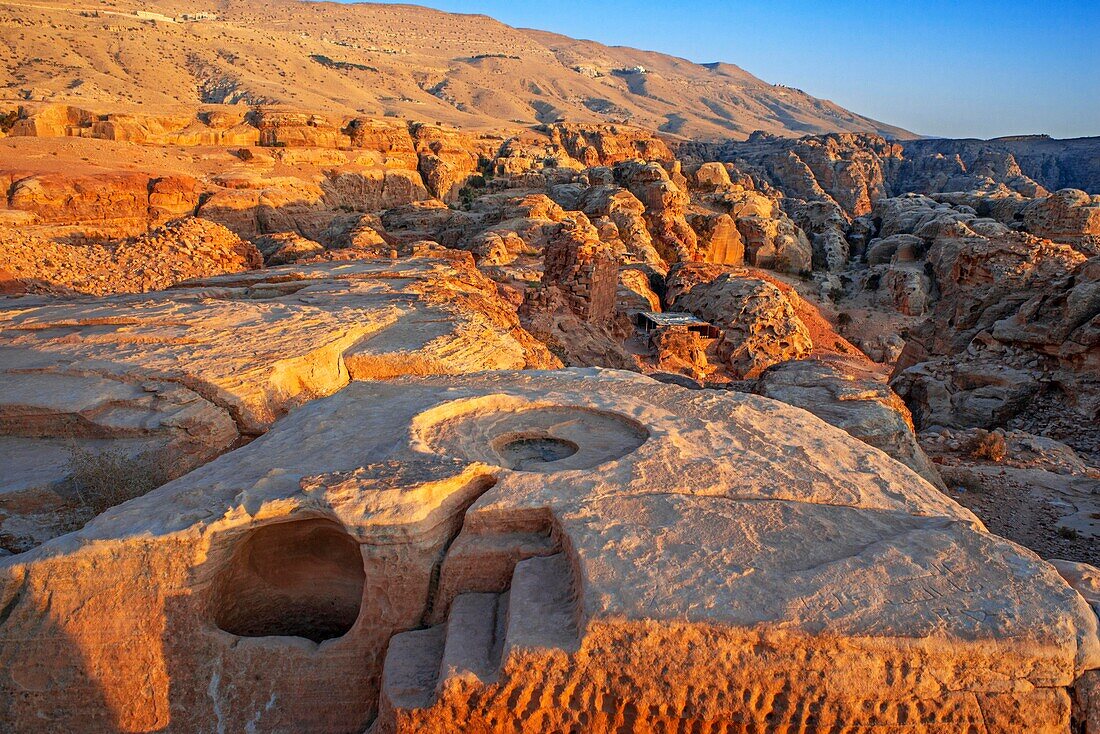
351, 0, 1100, 139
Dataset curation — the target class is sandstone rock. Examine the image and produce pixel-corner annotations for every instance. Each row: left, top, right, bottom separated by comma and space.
343, 118, 420, 169
859, 264, 932, 316
253, 231, 326, 265
0, 256, 556, 438
6, 103, 95, 137
0, 217, 261, 295
652, 327, 709, 379
680, 132, 1078, 221
614, 160, 697, 264
782, 198, 852, 272
320, 168, 429, 213
888, 212, 1098, 458
465, 230, 520, 266
380, 200, 471, 245
0, 370, 1094, 732
545, 122, 673, 167
572, 184, 662, 267
617, 265, 661, 315
198, 173, 332, 240
735, 212, 813, 274
0, 255, 556, 550
686, 161, 732, 191
254, 109, 348, 148
671, 269, 813, 378
318, 212, 392, 253
755, 358, 945, 488
7, 171, 155, 237
1052, 560, 1100, 619
689, 212, 744, 265
1022, 188, 1100, 254
0, 349, 239, 552
411, 123, 482, 203
866, 233, 927, 265
148, 175, 202, 224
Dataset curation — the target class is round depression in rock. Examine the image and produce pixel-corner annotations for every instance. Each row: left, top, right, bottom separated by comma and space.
419, 403, 649, 472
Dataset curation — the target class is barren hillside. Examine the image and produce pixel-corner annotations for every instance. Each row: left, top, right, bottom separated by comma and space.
0, 0, 913, 140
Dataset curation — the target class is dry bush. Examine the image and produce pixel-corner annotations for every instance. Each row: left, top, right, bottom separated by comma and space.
67, 446, 170, 516
966, 429, 1007, 463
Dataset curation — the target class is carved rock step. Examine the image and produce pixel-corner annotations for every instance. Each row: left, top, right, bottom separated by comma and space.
438, 591, 507, 686
503, 553, 580, 657
378, 626, 445, 711
377, 552, 580, 725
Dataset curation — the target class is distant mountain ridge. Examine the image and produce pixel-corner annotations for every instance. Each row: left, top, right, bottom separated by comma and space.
0, 0, 914, 140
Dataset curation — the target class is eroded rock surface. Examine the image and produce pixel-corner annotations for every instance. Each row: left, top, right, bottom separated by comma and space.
0, 369, 1095, 733
669, 267, 813, 378
0, 255, 556, 551
754, 358, 945, 489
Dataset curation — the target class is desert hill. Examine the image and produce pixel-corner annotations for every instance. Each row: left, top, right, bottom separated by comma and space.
0, 0, 913, 140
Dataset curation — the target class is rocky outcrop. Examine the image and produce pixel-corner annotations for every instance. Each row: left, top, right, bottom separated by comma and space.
869, 195, 1100, 460
688, 212, 744, 265
197, 172, 332, 240
0, 369, 1095, 733
669, 267, 813, 378
0, 217, 261, 295
901, 136, 1099, 195
7, 105, 260, 146
614, 160, 697, 264
544, 122, 673, 167
411, 123, 484, 203
678, 133, 1100, 224
5, 171, 201, 238
254, 110, 348, 148
733, 209, 813, 274
320, 168, 429, 214
571, 182, 663, 267
616, 265, 661, 314
1022, 188, 1100, 254
253, 231, 326, 265
680, 132, 903, 218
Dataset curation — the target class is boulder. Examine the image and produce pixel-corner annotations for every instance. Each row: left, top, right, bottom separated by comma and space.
253, 231, 326, 265
735, 213, 813, 274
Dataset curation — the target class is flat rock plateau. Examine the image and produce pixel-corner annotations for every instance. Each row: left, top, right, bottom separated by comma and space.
0, 1, 1099, 732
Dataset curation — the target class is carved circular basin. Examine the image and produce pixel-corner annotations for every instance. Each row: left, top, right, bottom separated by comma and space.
494, 435, 579, 470
416, 400, 648, 472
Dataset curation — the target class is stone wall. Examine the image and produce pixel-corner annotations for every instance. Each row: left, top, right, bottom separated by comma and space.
540, 219, 618, 324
